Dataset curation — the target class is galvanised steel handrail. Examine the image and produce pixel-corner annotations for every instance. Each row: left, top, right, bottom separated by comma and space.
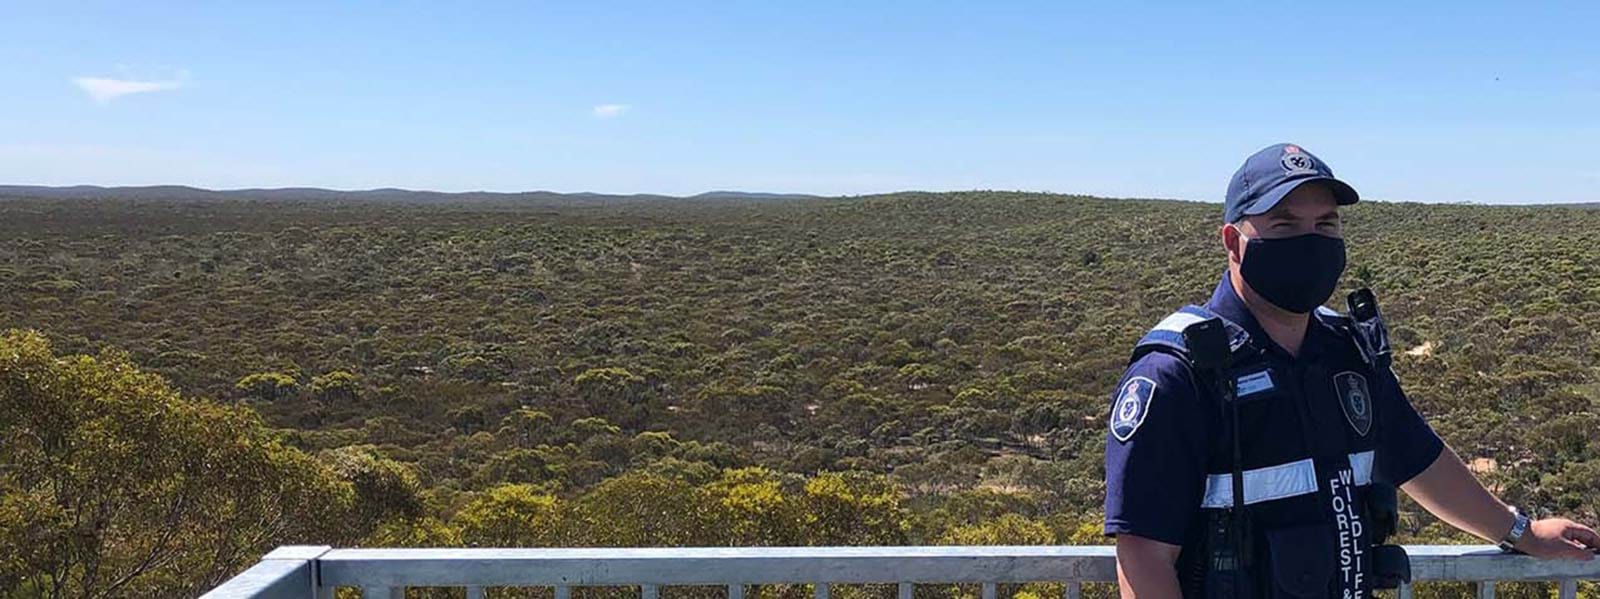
202, 545, 1599, 599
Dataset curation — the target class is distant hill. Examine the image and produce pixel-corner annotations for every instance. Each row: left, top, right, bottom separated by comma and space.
0, 184, 824, 204
686, 190, 822, 201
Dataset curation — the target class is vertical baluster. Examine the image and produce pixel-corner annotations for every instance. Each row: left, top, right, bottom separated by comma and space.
898, 582, 913, 599
557, 586, 572, 599
814, 583, 830, 599
1063, 581, 1080, 599
467, 587, 485, 599
1477, 581, 1495, 599
1397, 581, 1412, 599
643, 584, 659, 599
981, 583, 996, 599
363, 587, 401, 599
1558, 580, 1577, 599
730, 584, 745, 599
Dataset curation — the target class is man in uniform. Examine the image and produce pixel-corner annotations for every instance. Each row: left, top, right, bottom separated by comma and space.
1103, 143, 1599, 598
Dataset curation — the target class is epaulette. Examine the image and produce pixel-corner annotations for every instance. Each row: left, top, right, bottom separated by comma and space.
1131, 305, 1254, 364
1313, 305, 1352, 330
1317, 304, 1390, 367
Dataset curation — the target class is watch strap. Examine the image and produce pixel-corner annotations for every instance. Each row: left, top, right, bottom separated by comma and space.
1499, 506, 1530, 552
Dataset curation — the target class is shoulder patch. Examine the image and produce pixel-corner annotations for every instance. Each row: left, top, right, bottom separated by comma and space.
1110, 376, 1157, 442
1334, 371, 1372, 436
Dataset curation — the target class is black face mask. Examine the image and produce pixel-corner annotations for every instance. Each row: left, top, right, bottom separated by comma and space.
1237, 232, 1347, 314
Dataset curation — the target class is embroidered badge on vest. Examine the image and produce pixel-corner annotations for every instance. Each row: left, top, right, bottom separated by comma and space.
1110, 376, 1156, 442
1334, 371, 1372, 436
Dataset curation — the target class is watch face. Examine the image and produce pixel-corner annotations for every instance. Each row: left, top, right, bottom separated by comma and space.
1502, 511, 1530, 551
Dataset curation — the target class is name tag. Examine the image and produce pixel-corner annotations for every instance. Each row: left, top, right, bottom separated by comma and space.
1235, 369, 1276, 398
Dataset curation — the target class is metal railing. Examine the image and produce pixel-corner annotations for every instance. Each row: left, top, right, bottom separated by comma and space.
202, 545, 1599, 599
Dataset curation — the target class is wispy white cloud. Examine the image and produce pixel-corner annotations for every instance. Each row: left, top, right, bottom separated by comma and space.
592, 103, 629, 119
71, 71, 187, 104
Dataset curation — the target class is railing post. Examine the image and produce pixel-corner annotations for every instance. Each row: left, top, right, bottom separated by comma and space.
201, 545, 331, 599
1063, 582, 1081, 599
1558, 580, 1577, 599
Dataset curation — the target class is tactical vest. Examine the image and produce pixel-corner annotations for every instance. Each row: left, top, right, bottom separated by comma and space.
1133, 304, 1387, 599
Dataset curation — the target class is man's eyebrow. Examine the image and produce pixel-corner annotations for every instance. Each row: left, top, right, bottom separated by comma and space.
1314, 209, 1341, 220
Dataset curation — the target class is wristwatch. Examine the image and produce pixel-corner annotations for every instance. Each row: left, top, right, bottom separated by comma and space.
1499, 505, 1531, 552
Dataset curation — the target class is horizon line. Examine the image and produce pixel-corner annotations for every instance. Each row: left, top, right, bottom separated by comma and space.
0, 183, 1594, 207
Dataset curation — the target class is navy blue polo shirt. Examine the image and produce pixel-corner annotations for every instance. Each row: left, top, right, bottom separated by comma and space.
1103, 273, 1444, 545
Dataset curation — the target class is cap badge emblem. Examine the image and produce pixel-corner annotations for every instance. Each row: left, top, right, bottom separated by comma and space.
1281, 152, 1317, 175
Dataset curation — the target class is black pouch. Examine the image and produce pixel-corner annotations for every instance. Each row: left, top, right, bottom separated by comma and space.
1265, 524, 1337, 598
1371, 544, 1412, 589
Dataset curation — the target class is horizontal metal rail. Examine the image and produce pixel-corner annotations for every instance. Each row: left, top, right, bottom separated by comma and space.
203, 545, 1600, 599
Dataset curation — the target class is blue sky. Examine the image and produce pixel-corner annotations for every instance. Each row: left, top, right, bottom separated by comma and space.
3, 2, 1597, 203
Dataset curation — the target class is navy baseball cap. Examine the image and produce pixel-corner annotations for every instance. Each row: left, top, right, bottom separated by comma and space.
1224, 143, 1359, 223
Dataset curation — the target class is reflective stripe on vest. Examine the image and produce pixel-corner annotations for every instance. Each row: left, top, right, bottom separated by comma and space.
1199, 450, 1375, 508
1151, 310, 1210, 334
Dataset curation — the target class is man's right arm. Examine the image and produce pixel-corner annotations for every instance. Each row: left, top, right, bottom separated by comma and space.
1103, 353, 1211, 598
1116, 534, 1184, 599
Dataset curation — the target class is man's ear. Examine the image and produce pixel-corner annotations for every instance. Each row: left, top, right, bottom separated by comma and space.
1221, 223, 1245, 265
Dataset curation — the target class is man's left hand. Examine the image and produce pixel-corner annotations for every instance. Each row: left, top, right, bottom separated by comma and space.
1515, 518, 1600, 560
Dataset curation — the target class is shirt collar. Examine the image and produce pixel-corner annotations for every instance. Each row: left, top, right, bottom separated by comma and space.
1204, 271, 1266, 340
1205, 270, 1333, 360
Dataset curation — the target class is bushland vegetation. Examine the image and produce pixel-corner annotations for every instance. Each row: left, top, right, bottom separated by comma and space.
4, 191, 1598, 597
